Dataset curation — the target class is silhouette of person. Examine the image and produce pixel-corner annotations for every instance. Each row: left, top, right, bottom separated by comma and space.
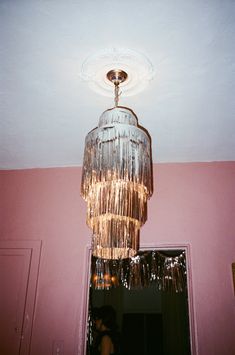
92, 305, 120, 355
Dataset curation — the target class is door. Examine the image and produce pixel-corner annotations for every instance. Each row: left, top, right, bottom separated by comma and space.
0, 240, 41, 355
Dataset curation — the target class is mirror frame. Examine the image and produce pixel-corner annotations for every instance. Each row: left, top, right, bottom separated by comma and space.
79, 243, 197, 355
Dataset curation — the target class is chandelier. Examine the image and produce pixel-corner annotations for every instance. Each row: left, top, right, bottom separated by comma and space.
81, 69, 153, 259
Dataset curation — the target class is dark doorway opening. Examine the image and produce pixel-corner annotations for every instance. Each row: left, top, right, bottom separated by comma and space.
86, 248, 191, 355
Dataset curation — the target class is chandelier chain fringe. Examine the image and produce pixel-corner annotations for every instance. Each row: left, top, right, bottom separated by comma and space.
81, 107, 153, 259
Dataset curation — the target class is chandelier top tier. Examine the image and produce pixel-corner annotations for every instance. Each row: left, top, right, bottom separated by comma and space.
98, 106, 138, 127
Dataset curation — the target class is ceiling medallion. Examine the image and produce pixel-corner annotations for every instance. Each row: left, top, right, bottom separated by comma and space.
80, 48, 154, 97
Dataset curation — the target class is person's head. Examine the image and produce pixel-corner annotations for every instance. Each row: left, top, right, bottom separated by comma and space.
94, 305, 117, 331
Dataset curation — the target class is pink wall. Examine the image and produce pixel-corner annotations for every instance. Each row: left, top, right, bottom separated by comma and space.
1, 162, 235, 355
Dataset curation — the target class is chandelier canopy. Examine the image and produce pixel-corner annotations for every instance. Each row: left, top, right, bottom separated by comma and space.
81, 69, 153, 259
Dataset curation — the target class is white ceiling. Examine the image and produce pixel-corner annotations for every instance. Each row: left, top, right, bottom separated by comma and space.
1, 0, 235, 170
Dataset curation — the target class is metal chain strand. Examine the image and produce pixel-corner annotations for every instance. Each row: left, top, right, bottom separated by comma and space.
114, 84, 120, 107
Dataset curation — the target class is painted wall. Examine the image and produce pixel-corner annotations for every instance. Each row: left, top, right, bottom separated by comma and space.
0, 162, 235, 355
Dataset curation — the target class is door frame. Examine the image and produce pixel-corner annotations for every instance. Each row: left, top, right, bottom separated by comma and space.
0, 240, 42, 355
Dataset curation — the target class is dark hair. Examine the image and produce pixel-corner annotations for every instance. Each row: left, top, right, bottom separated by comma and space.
97, 305, 117, 330
92, 307, 100, 320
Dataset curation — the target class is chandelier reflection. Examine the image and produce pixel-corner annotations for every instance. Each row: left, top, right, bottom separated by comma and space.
81, 69, 153, 259
91, 258, 119, 290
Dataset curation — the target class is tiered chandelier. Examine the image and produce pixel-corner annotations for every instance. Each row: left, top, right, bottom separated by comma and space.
81, 69, 153, 259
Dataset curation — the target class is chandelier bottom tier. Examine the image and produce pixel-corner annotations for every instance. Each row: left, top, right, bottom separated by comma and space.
81, 107, 153, 259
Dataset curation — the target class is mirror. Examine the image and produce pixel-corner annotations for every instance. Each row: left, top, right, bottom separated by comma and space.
85, 246, 194, 355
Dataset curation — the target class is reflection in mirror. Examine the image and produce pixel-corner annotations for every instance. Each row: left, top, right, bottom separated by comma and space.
86, 248, 192, 355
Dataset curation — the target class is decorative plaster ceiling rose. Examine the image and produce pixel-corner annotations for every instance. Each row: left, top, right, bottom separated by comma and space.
80, 48, 154, 97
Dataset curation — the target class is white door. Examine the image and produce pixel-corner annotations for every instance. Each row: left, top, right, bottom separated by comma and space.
0, 248, 31, 354
0, 241, 41, 355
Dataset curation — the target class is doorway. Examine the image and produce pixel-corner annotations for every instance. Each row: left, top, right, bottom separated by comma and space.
84, 245, 195, 355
